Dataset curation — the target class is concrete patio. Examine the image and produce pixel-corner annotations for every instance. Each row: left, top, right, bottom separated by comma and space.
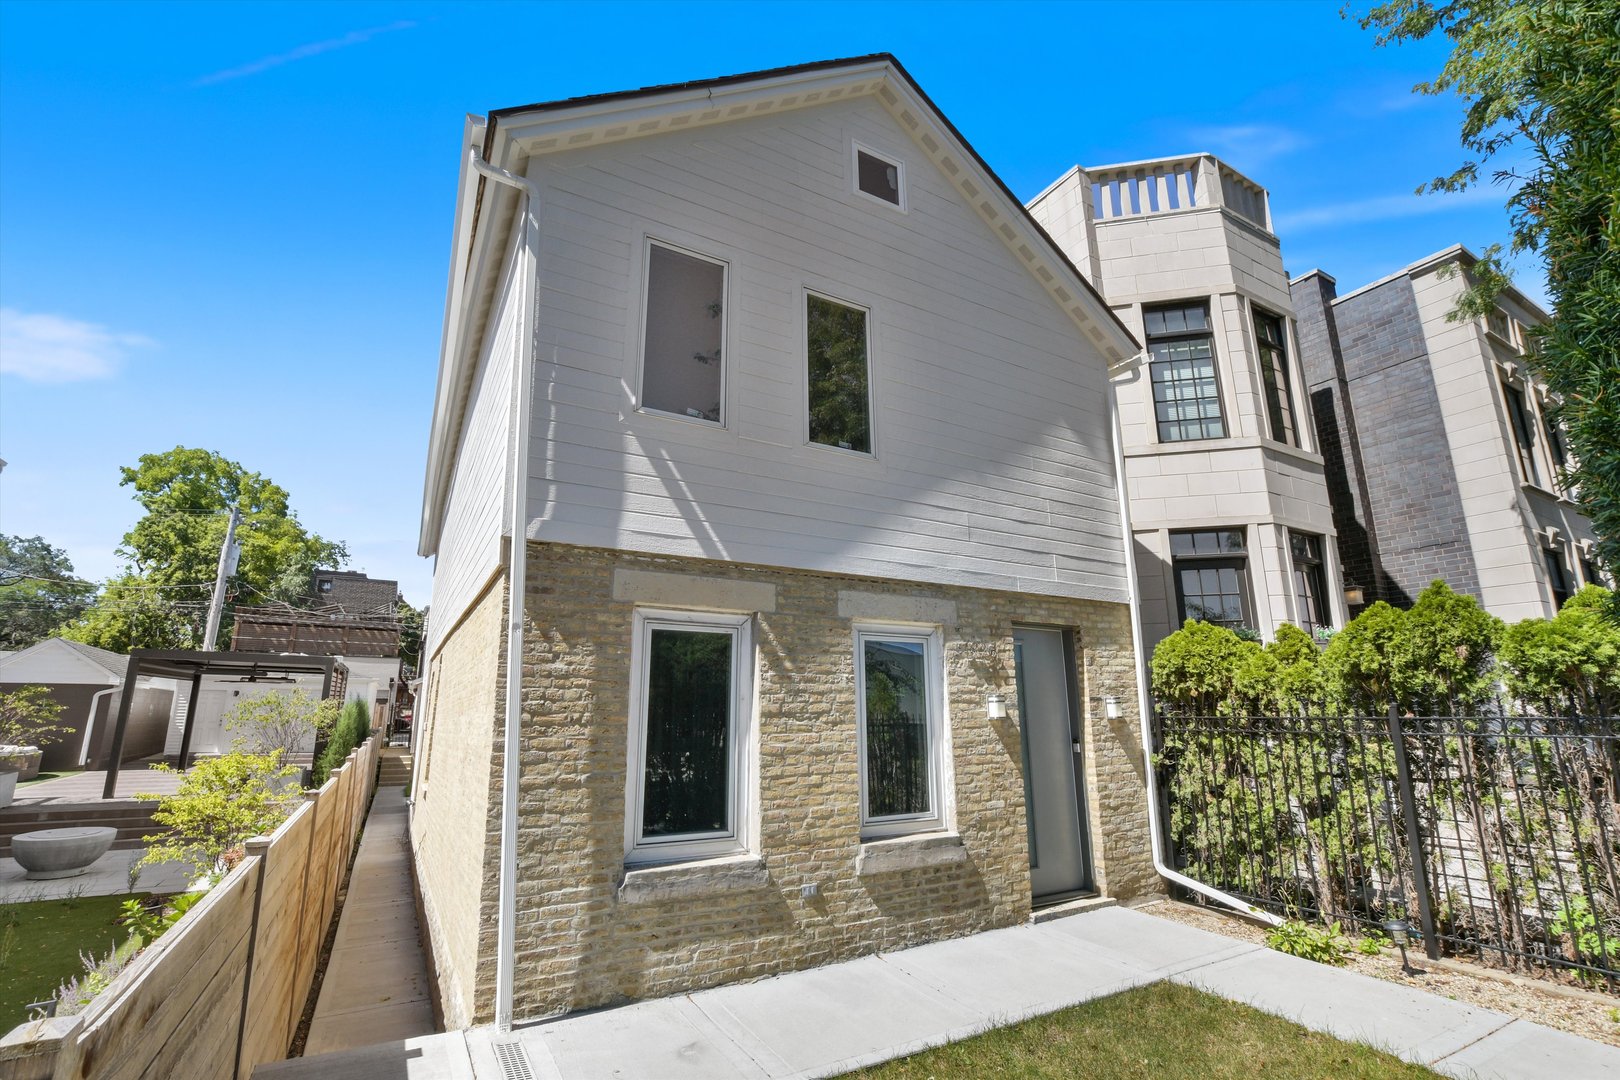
9, 767, 183, 806
0, 848, 196, 902
254, 905, 1620, 1079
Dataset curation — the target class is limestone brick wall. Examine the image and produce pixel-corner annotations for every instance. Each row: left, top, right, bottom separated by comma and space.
409, 575, 504, 1030
504, 541, 1156, 1020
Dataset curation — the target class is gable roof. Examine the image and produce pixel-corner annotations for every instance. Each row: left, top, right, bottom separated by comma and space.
420, 54, 1142, 555
0, 637, 128, 683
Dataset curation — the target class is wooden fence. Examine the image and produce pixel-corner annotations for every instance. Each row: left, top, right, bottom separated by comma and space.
0, 736, 382, 1080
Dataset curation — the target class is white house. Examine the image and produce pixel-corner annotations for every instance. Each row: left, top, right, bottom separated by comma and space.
409, 54, 1159, 1030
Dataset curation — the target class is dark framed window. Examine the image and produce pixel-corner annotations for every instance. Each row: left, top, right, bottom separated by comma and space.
1289, 532, 1330, 633
806, 292, 873, 454
1503, 382, 1541, 486
642, 241, 726, 424
1171, 529, 1253, 630
1254, 310, 1298, 446
1580, 552, 1603, 587
1146, 302, 1226, 442
854, 146, 904, 208
1540, 403, 1569, 472
1544, 549, 1572, 609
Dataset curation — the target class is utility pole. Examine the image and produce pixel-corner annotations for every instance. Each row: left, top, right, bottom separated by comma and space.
201, 505, 241, 651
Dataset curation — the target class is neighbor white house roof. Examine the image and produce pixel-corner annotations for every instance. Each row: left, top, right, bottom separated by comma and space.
418, 54, 1142, 555
0, 637, 129, 685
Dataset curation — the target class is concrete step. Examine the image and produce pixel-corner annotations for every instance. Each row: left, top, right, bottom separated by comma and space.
0, 801, 165, 858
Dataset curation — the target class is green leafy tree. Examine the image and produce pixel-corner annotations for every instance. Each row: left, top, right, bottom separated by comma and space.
1235, 624, 1325, 713
0, 685, 73, 750
62, 447, 348, 650
1498, 584, 1620, 713
396, 598, 425, 677
313, 698, 374, 786
0, 535, 94, 650
137, 752, 301, 876
223, 689, 341, 764
1357, 0, 1620, 587
1320, 601, 1406, 710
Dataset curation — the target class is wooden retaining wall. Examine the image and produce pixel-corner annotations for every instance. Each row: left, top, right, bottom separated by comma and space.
0, 737, 382, 1080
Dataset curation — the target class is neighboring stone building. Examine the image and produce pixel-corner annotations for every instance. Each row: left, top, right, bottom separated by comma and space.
412, 55, 1157, 1029
1029, 155, 1348, 649
1291, 246, 1605, 622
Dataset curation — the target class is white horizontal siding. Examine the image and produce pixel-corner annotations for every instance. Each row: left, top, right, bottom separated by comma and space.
520, 96, 1126, 603
427, 236, 521, 656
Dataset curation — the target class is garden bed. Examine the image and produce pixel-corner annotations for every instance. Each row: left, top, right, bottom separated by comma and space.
1145, 899, 1620, 1047
0, 893, 150, 1030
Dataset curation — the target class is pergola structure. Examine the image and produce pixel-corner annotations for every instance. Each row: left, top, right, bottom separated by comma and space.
101, 649, 347, 799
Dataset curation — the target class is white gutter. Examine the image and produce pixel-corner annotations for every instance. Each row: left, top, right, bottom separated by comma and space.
466, 141, 541, 1032
79, 687, 117, 767
1108, 369, 1283, 927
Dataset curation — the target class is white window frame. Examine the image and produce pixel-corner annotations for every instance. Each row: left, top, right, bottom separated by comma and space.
802, 287, 878, 458
624, 608, 754, 865
854, 623, 948, 839
637, 236, 730, 428
851, 140, 907, 212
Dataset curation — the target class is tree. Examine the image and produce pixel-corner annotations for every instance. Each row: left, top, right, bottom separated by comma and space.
396, 598, 425, 677
1358, 1, 1620, 588
1150, 620, 1262, 714
1498, 584, 1620, 713
0, 535, 94, 650
1389, 580, 1503, 710
223, 689, 340, 764
63, 447, 348, 650
0, 685, 73, 750
137, 753, 301, 876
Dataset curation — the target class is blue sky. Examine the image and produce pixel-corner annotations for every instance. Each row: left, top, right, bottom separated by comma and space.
0, 1, 1538, 607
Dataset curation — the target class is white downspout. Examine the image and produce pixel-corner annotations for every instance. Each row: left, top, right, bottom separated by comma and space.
1108, 368, 1283, 926
467, 142, 541, 1032
79, 687, 117, 767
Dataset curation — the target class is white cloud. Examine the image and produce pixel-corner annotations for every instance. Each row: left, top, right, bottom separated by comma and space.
0, 308, 153, 382
194, 21, 416, 86
1185, 124, 1307, 169
1272, 185, 1504, 234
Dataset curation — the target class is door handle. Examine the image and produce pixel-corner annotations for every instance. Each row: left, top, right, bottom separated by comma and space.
1072, 741, 1083, 753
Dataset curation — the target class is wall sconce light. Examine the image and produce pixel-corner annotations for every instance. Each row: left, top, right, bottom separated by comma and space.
1382, 917, 1419, 976
986, 692, 1007, 720
1103, 696, 1122, 720
1343, 584, 1365, 607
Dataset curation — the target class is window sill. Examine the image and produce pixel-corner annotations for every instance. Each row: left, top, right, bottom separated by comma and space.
618, 853, 768, 904
855, 832, 965, 875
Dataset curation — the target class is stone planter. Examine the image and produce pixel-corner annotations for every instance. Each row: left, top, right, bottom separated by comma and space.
0, 746, 43, 782
11, 827, 118, 879
0, 769, 15, 811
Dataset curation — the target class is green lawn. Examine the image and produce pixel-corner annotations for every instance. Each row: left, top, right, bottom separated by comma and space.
0, 893, 145, 1032
845, 981, 1436, 1079
16, 771, 66, 787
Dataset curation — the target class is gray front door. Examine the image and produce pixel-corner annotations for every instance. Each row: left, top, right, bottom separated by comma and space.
1015, 627, 1091, 900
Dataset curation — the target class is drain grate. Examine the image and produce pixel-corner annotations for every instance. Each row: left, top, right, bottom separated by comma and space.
491, 1040, 535, 1080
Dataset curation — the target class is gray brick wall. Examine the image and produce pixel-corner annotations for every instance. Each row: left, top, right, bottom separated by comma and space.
1315, 276, 1482, 605
1292, 272, 1383, 612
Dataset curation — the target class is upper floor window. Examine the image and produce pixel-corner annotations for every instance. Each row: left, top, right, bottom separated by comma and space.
853, 144, 905, 209
1486, 307, 1512, 342
1146, 302, 1226, 442
1289, 532, 1329, 634
1171, 529, 1252, 630
1502, 381, 1541, 487
642, 242, 726, 424
625, 609, 753, 864
1540, 403, 1569, 472
1580, 552, 1604, 587
855, 625, 946, 837
1543, 548, 1573, 609
1253, 311, 1299, 447
807, 292, 873, 454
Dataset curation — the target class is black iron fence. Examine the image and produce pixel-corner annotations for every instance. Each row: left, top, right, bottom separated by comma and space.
1154, 707, 1620, 989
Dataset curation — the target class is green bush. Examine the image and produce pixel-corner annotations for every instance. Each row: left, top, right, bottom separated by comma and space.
312, 699, 373, 786
1498, 585, 1620, 714
1151, 620, 1259, 714
1266, 919, 1349, 966
137, 753, 301, 877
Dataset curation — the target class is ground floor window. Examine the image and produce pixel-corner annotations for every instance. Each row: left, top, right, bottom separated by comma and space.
1289, 531, 1330, 634
626, 609, 752, 863
855, 624, 946, 837
1171, 529, 1253, 631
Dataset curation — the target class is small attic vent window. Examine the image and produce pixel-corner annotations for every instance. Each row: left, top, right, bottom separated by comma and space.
318, 579, 333, 593
855, 147, 903, 208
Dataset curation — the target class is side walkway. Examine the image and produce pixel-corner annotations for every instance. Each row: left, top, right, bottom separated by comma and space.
300, 770, 437, 1056
258, 906, 1620, 1080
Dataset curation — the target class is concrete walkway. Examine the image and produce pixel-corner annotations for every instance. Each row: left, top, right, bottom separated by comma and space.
257, 906, 1620, 1079
301, 785, 437, 1056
